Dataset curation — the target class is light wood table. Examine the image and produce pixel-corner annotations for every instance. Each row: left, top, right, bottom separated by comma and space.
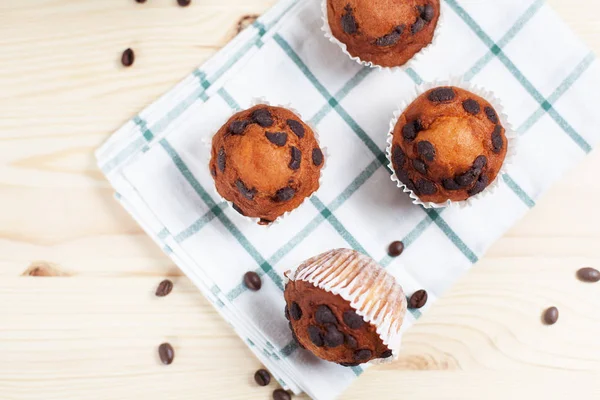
2, 1, 600, 399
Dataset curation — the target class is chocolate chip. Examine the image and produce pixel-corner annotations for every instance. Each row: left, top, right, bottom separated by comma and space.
210, 165, 216, 177
411, 17, 426, 35
232, 203, 245, 216
121, 48, 135, 67
273, 389, 291, 400
155, 279, 173, 297
290, 302, 302, 321
491, 125, 504, 153
381, 349, 393, 359
259, 219, 272, 225
315, 305, 337, 324
217, 147, 226, 172
462, 99, 481, 115
484, 106, 499, 124
236, 179, 256, 200
308, 325, 324, 347
375, 25, 405, 47
428, 87, 456, 103
252, 108, 274, 127
312, 148, 324, 166
274, 187, 295, 202
442, 178, 461, 191
158, 343, 175, 365
421, 4, 435, 22
416, 179, 437, 195
341, 5, 358, 35
473, 155, 488, 170
324, 324, 344, 348
412, 159, 427, 175
343, 310, 365, 329
243, 271, 261, 291
577, 267, 600, 283
345, 334, 358, 349
455, 170, 477, 187
287, 119, 305, 138
354, 349, 372, 361
402, 120, 422, 141
284, 306, 290, 320
417, 141, 436, 162
388, 241, 404, 257
177, 0, 191, 6
543, 306, 559, 325
254, 369, 271, 386
289, 147, 301, 170
265, 131, 288, 147
467, 174, 489, 196
392, 145, 406, 168
339, 362, 361, 367
408, 289, 428, 309
229, 120, 249, 135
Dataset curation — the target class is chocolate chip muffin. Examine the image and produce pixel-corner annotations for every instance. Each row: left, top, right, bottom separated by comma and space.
389, 86, 508, 204
210, 105, 324, 224
326, 0, 440, 68
284, 249, 407, 366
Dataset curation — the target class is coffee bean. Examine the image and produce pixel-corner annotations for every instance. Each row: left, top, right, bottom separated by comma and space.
341, 5, 358, 35
158, 343, 175, 365
543, 306, 559, 325
290, 302, 302, 321
491, 125, 504, 153
442, 178, 461, 191
312, 148, 324, 167
381, 349, 393, 358
388, 241, 404, 257
254, 369, 271, 386
392, 145, 406, 168
308, 325, 324, 347
177, 0, 191, 7
467, 174, 488, 196
274, 187, 296, 202
428, 87, 456, 103
243, 271, 261, 291
323, 324, 344, 348
455, 170, 477, 187
411, 17, 426, 35
345, 334, 358, 349
266, 131, 288, 147
473, 155, 488, 170
375, 26, 405, 47
121, 48, 135, 67
287, 119, 305, 138
484, 106, 499, 124
232, 203, 245, 216
155, 279, 173, 297
340, 362, 360, 367
284, 306, 290, 321
421, 4, 435, 22
272, 389, 291, 400
315, 305, 337, 324
417, 141, 436, 162
416, 179, 437, 195
577, 267, 600, 283
408, 290, 428, 309
462, 99, 481, 115
402, 120, 422, 141
252, 108, 274, 127
354, 349, 372, 361
289, 147, 301, 170
135, 0, 147, 3
343, 310, 365, 329
413, 159, 427, 175
217, 147, 226, 172
236, 179, 256, 200
229, 120, 249, 135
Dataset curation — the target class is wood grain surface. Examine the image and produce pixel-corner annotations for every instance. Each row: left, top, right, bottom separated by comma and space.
2, 1, 600, 399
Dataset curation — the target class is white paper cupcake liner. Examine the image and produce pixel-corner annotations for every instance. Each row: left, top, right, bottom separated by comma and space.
285, 248, 408, 364
207, 98, 328, 226
321, 0, 445, 71
385, 77, 518, 208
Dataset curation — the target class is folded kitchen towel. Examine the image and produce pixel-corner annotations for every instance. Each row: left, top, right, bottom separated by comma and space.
96, 0, 600, 398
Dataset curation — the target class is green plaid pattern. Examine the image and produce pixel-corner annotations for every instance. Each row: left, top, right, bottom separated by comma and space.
97, 1, 600, 398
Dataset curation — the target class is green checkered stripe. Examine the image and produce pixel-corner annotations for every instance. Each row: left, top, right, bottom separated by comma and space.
100, 0, 597, 383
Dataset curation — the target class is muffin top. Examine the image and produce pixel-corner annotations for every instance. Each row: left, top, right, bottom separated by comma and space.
390, 86, 508, 204
210, 105, 324, 224
327, 0, 440, 67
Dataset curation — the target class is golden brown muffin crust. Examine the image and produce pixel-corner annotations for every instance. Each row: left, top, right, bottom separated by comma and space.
327, 0, 440, 67
391, 86, 508, 203
284, 279, 393, 366
210, 105, 324, 224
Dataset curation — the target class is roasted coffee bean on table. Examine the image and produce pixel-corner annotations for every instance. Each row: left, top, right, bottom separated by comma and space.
577, 267, 600, 283
158, 342, 175, 365
121, 48, 135, 67
543, 307, 559, 325
272, 388, 292, 400
408, 290, 428, 309
155, 279, 173, 297
243, 271, 262, 291
254, 369, 271, 386
177, 0, 191, 6
388, 241, 404, 257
